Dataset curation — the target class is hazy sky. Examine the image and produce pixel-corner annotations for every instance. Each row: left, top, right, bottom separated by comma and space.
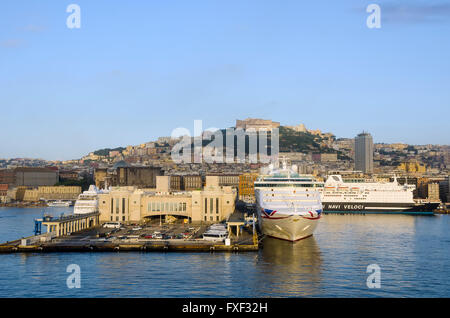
1, 0, 449, 160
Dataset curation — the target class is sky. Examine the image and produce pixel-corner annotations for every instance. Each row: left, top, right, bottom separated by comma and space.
1, 0, 449, 161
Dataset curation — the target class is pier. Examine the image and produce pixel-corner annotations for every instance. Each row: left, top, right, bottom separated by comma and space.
39, 212, 100, 237
0, 214, 259, 254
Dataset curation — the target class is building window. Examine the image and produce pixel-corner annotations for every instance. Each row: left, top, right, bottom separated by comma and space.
122, 216, 125, 221
210, 198, 213, 213
205, 198, 207, 214
183, 202, 186, 211
216, 198, 219, 214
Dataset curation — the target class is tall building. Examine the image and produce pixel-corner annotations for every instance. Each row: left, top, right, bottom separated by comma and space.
354, 132, 374, 174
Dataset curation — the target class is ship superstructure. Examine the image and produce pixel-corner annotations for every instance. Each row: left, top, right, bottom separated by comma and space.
319, 175, 438, 212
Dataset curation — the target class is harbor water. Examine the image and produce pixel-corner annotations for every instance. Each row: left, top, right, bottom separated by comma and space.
1, 207, 450, 297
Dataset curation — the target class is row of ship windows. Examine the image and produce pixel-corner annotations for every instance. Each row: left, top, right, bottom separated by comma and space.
324, 195, 367, 197
256, 184, 324, 188
264, 194, 319, 198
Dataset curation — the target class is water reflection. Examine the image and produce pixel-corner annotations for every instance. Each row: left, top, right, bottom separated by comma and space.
2, 210, 450, 297
256, 236, 323, 296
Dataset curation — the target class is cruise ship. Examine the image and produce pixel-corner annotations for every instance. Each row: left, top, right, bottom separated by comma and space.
319, 175, 439, 213
74, 185, 100, 215
255, 161, 323, 242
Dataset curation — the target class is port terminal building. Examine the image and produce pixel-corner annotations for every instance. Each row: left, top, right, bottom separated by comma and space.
98, 176, 236, 223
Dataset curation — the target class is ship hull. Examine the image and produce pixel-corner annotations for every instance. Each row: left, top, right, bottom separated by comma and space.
257, 213, 319, 241
322, 202, 439, 213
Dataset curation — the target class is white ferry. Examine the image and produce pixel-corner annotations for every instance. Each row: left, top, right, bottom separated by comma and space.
255, 161, 323, 242
47, 200, 72, 207
319, 175, 439, 213
74, 185, 100, 215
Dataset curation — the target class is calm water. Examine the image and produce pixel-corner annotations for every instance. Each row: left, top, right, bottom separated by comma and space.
1, 207, 450, 297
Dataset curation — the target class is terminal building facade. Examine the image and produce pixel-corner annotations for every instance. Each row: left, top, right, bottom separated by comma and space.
97, 176, 236, 223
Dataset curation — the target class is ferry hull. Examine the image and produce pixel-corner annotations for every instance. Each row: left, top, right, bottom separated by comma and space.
322, 202, 439, 213
258, 214, 319, 242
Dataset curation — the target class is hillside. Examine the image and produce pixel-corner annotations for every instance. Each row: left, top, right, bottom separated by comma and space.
93, 147, 126, 156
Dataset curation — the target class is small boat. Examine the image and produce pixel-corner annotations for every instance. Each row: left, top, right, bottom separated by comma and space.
203, 224, 228, 241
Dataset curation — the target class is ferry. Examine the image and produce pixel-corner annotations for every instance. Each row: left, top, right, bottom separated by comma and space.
74, 185, 100, 215
319, 175, 439, 213
47, 200, 72, 207
255, 160, 323, 242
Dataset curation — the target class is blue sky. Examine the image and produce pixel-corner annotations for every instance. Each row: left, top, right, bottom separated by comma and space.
1, 0, 449, 160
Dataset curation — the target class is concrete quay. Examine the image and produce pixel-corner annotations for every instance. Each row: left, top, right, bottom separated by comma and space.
0, 218, 259, 254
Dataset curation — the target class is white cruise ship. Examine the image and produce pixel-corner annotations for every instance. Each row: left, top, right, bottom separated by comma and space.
319, 175, 439, 213
255, 161, 323, 242
74, 185, 100, 215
